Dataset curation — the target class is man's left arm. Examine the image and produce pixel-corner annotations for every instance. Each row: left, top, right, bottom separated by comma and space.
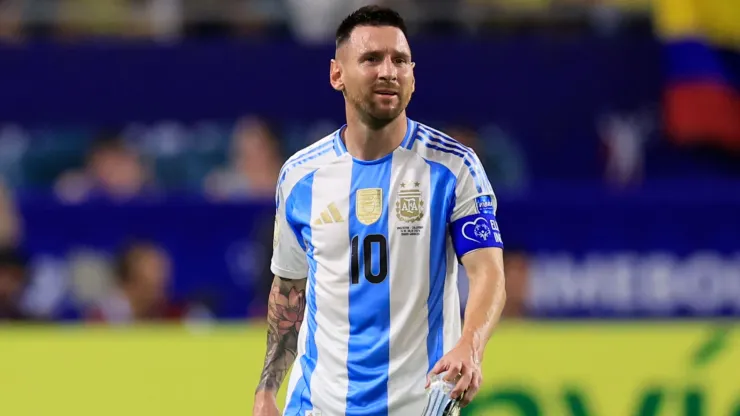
428, 152, 506, 407
460, 247, 506, 362
456, 248, 506, 397
429, 253, 505, 406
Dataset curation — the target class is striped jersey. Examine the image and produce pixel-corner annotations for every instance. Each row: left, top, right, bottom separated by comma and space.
271, 118, 504, 416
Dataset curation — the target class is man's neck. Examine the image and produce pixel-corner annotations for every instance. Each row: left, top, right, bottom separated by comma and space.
343, 110, 408, 161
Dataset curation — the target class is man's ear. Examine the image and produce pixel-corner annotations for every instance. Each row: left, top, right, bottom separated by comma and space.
330, 59, 344, 92
411, 61, 416, 93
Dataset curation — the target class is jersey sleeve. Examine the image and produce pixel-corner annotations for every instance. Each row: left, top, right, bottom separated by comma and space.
270, 184, 308, 279
449, 152, 504, 260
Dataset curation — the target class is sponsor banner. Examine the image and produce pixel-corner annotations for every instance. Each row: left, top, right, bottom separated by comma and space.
526, 251, 740, 318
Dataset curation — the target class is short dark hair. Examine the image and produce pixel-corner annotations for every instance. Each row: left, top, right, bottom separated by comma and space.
335, 5, 408, 48
87, 131, 129, 164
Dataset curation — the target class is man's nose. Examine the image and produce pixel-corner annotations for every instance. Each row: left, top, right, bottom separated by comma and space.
378, 57, 398, 82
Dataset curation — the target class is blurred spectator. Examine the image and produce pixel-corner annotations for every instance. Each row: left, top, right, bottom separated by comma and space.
598, 110, 653, 188
54, 0, 181, 40
0, 247, 31, 321
144, 0, 183, 41
445, 126, 480, 151
0, 0, 24, 42
284, 0, 369, 43
0, 178, 37, 321
55, 0, 130, 38
204, 117, 282, 200
86, 240, 181, 324
0, 179, 22, 247
447, 125, 529, 191
182, 0, 281, 38
54, 133, 156, 203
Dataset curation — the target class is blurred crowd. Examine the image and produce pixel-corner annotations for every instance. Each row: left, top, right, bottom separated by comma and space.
0, 116, 281, 323
0, 117, 528, 198
0, 115, 532, 323
53, 118, 283, 202
0, 178, 195, 322
0, 0, 650, 43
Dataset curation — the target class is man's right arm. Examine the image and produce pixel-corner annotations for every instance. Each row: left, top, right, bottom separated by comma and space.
256, 275, 307, 396
255, 178, 308, 413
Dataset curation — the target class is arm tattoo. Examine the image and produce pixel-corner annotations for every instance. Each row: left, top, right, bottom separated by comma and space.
256, 276, 307, 394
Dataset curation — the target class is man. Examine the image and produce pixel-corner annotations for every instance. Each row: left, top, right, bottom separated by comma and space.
254, 5, 506, 416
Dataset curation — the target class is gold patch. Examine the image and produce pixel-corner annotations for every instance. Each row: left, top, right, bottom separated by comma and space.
356, 188, 383, 225
327, 203, 344, 223
272, 217, 279, 249
396, 182, 424, 223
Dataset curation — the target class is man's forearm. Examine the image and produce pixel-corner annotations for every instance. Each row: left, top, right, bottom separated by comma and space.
256, 276, 307, 394
461, 269, 506, 362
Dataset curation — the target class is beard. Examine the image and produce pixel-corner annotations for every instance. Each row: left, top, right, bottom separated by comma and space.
346, 87, 411, 128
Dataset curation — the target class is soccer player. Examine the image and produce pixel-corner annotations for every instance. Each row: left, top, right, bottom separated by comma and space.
253, 5, 507, 416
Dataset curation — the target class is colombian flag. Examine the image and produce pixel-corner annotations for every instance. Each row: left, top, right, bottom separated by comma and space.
655, 0, 740, 151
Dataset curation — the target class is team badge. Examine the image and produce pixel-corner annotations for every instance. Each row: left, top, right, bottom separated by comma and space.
396, 182, 424, 223
356, 188, 383, 225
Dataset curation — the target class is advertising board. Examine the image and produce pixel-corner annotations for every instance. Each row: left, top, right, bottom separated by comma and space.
0, 323, 736, 416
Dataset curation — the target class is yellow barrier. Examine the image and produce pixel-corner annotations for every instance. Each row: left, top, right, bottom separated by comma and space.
0, 323, 737, 416
462, 323, 739, 416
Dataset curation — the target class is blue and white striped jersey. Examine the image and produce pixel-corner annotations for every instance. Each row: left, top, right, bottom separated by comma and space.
271, 118, 503, 416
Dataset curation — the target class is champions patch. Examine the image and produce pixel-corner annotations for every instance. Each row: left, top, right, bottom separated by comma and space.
475, 195, 495, 214
451, 213, 503, 257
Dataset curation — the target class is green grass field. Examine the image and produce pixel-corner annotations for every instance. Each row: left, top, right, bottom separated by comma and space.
0, 322, 736, 415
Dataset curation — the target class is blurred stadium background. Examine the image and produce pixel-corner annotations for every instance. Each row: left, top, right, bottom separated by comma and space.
0, 0, 739, 414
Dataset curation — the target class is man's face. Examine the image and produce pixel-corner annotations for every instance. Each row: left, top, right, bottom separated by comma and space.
129, 247, 171, 306
332, 25, 415, 124
90, 146, 144, 194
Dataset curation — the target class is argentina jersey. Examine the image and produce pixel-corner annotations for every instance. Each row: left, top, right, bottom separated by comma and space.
271, 118, 503, 416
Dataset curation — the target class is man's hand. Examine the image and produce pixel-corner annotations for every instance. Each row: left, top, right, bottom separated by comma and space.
426, 340, 482, 407
427, 246, 504, 408
253, 391, 281, 416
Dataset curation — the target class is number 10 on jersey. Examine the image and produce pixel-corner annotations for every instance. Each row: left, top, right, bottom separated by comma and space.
350, 234, 388, 284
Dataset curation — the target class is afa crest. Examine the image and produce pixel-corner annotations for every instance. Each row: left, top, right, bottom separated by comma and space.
396, 182, 425, 223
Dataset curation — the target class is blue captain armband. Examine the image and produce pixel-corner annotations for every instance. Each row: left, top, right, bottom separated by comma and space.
450, 213, 504, 258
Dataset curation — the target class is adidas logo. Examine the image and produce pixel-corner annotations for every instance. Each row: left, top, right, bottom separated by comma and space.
313, 203, 344, 225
